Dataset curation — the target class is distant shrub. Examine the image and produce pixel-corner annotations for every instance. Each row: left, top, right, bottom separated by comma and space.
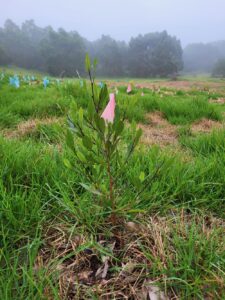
212, 59, 225, 78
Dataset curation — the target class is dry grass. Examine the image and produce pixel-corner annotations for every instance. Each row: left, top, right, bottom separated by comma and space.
138, 112, 178, 147
191, 118, 224, 133
108, 80, 225, 92
209, 98, 225, 104
138, 112, 224, 147
3, 117, 63, 139
34, 211, 225, 299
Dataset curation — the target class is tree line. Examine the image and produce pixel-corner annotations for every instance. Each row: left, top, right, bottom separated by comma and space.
183, 41, 225, 75
0, 19, 183, 77
0, 20, 224, 77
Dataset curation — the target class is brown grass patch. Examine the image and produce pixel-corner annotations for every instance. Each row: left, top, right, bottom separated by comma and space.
209, 97, 225, 104
108, 80, 225, 92
191, 118, 223, 133
138, 112, 178, 147
35, 212, 225, 299
3, 117, 63, 139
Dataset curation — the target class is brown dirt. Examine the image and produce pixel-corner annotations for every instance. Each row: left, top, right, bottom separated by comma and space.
3, 117, 63, 139
209, 97, 225, 104
108, 80, 225, 92
138, 113, 224, 147
191, 118, 224, 133
138, 112, 178, 147
35, 212, 225, 299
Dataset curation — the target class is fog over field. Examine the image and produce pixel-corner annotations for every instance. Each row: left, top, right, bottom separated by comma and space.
1, 0, 225, 46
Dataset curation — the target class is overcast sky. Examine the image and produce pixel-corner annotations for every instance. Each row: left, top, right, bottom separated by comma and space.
0, 0, 225, 46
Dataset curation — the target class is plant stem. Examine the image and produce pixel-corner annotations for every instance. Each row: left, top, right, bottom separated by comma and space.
106, 155, 116, 224
88, 69, 97, 111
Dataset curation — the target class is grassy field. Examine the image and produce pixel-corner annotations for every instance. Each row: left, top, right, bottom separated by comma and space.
0, 70, 225, 299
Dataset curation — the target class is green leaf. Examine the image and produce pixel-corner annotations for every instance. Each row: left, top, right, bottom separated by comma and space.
93, 82, 99, 102
139, 171, 145, 182
66, 129, 75, 152
85, 53, 91, 72
70, 100, 77, 112
87, 100, 95, 120
77, 150, 86, 162
94, 114, 105, 133
63, 158, 72, 169
127, 209, 146, 213
132, 176, 140, 188
98, 84, 108, 110
78, 107, 83, 123
134, 128, 143, 147
114, 120, 124, 137
80, 183, 102, 196
82, 136, 92, 150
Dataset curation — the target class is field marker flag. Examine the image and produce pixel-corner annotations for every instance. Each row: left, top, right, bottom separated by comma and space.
99, 82, 104, 89
14, 77, 20, 88
43, 77, 50, 88
9, 75, 20, 88
127, 83, 132, 93
101, 93, 116, 123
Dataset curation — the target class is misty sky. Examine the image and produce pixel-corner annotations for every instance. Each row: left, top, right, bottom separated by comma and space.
0, 0, 225, 46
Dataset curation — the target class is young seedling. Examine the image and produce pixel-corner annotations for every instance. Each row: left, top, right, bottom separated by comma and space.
65, 54, 143, 224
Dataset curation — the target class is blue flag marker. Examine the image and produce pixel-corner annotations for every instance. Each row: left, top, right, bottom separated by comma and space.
99, 82, 104, 89
9, 75, 20, 88
14, 78, 20, 88
43, 77, 49, 88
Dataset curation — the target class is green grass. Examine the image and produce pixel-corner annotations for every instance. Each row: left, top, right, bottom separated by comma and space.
0, 72, 225, 299
117, 91, 224, 124
180, 129, 225, 156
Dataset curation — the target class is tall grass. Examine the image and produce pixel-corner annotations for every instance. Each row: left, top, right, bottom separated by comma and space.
117, 91, 223, 124
180, 129, 225, 156
0, 75, 225, 299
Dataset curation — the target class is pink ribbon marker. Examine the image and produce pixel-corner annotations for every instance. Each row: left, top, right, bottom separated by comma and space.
101, 93, 116, 123
127, 83, 132, 93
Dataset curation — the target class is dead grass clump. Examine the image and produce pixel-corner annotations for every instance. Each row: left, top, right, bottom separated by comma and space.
191, 118, 223, 133
3, 117, 62, 139
35, 212, 225, 299
138, 112, 178, 147
209, 98, 225, 104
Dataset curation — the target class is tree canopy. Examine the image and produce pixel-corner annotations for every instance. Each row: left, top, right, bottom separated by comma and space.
0, 19, 183, 77
183, 41, 225, 73
212, 59, 225, 78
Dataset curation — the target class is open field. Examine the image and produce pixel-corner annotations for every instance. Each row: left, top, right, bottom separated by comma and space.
0, 71, 225, 299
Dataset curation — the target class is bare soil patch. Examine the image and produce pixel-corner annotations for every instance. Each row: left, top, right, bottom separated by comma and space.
138, 112, 178, 147
191, 118, 224, 133
209, 97, 225, 104
3, 117, 63, 139
109, 80, 225, 92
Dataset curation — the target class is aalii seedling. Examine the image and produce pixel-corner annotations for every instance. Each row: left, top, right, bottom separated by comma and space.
64, 54, 143, 223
